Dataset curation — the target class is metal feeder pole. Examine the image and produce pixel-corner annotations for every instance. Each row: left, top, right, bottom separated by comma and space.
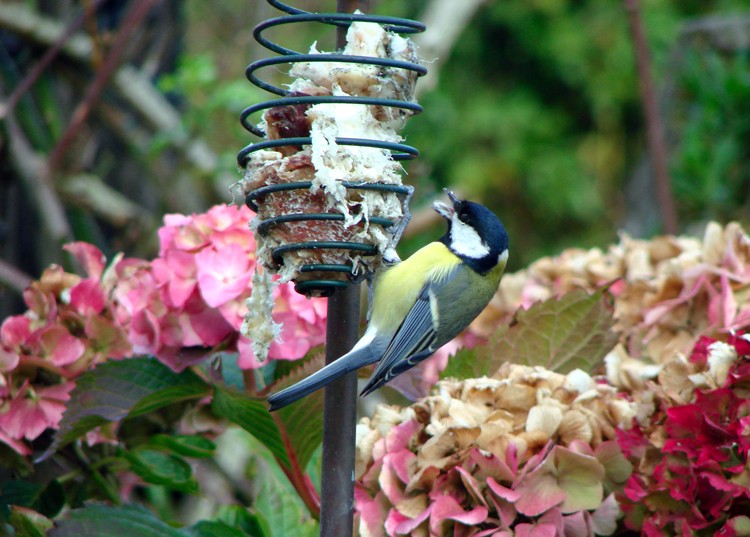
319, 6, 371, 537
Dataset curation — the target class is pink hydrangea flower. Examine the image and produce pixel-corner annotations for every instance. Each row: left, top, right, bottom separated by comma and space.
0, 245, 134, 454
0, 381, 74, 441
149, 204, 326, 370
195, 244, 253, 307
0, 204, 327, 455
356, 408, 628, 536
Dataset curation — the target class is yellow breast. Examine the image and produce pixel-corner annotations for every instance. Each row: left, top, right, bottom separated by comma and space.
369, 242, 461, 333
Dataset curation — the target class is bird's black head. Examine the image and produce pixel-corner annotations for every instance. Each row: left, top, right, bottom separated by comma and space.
433, 190, 509, 274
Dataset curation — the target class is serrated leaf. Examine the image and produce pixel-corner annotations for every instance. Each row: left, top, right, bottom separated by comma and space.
0, 481, 41, 519
499, 288, 617, 373
211, 385, 291, 469
149, 434, 216, 458
270, 347, 323, 385
442, 288, 618, 379
48, 504, 185, 537
44, 358, 210, 457
129, 383, 209, 417
125, 448, 198, 494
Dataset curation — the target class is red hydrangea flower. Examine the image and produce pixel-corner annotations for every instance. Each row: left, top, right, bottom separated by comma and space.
618, 335, 750, 534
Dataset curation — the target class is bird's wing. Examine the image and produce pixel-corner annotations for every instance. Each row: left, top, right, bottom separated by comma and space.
359, 284, 435, 396
362, 266, 473, 395
360, 263, 495, 397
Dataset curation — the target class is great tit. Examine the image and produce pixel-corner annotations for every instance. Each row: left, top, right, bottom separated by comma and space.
267, 190, 509, 411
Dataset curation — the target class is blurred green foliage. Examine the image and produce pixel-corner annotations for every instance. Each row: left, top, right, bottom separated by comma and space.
671, 47, 750, 222
156, 53, 258, 166
179, 0, 748, 268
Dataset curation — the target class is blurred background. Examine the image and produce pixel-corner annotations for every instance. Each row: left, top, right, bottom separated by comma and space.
1, 0, 749, 320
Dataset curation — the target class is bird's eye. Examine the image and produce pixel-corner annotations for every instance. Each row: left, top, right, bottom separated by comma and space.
458, 211, 469, 223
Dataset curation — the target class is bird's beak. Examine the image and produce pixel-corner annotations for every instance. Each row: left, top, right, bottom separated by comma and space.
432, 189, 461, 220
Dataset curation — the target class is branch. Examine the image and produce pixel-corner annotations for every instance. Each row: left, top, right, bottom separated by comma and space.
0, 259, 33, 293
0, 4, 93, 60
5, 112, 72, 243
0, 0, 106, 121
60, 174, 155, 229
0, 4, 230, 194
47, 0, 160, 171
624, 0, 678, 234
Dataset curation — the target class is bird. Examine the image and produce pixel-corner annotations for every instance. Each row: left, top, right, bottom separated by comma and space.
266, 190, 509, 411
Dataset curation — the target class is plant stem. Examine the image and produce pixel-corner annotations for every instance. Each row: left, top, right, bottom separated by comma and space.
624, 0, 678, 234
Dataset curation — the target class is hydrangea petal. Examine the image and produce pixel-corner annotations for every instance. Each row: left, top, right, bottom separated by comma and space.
35, 325, 86, 366
428, 495, 488, 534
0, 382, 74, 440
487, 477, 520, 502
384, 506, 427, 536
1, 315, 31, 348
0, 429, 31, 456
513, 523, 557, 537
195, 244, 251, 307
555, 446, 604, 513
590, 493, 620, 536
514, 454, 566, 516
63, 242, 106, 279
355, 488, 387, 537
69, 278, 106, 315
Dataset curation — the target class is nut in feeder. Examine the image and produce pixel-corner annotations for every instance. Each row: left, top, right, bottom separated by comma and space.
236, 7, 426, 362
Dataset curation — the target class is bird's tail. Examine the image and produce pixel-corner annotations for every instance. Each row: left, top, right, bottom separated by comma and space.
267, 346, 379, 411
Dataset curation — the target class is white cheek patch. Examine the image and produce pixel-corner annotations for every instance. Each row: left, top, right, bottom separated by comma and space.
497, 249, 509, 267
450, 217, 491, 259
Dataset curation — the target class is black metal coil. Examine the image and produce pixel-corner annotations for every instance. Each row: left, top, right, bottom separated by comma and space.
238, 0, 425, 296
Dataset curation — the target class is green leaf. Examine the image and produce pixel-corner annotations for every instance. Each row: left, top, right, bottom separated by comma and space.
254, 459, 318, 537
441, 347, 484, 380
48, 504, 185, 537
212, 359, 324, 502
0, 481, 40, 519
0, 480, 65, 519
216, 505, 270, 537
9, 507, 52, 537
497, 287, 618, 373
44, 358, 209, 457
125, 448, 198, 494
149, 434, 216, 459
272, 356, 325, 471
270, 347, 323, 384
217, 352, 245, 390
304, 445, 322, 495
211, 385, 290, 468
442, 288, 618, 378
184, 520, 248, 537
